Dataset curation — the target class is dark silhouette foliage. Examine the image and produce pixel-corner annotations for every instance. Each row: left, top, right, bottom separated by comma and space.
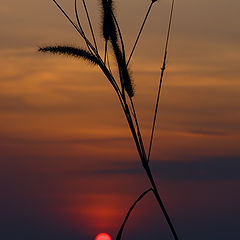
39, 46, 100, 65
39, 1, 178, 239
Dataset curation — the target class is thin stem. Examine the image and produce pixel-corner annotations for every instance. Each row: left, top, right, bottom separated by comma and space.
98, 62, 124, 106
111, 12, 126, 62
106, 49, 112, 75
104, 40, 108, 64
74, 0, 95, 55
127, 2, 154, 66
130, 98, 147, 161
52, 0, 122, 99
124, 103, 145, 163
82, 0, 98, 53
53, 0, 83, 36
52, 0, 94, 55
116, 188, 153, 240
144, 164, 179, 240
164, 0, 175, 52
147, 0, 175, 162
121, 2, 179, 239
74, 0, 84, 34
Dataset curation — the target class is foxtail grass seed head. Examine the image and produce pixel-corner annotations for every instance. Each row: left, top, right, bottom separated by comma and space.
122, 66, 134, 98
101, 0, 117, 42
39, 46, 100, 65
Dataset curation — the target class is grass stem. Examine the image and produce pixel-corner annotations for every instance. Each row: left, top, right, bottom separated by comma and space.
74, 0, 84, 35
82, 0, 99, 53
127, 2, 154, 66
144, 163, 179, 240
116, 188, 153, 240
130, 98, 147, 161
147, 0, 175, 162
104, 40, 108, 64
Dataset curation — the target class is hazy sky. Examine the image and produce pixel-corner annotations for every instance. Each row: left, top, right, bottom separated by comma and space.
1, 0, 240, 239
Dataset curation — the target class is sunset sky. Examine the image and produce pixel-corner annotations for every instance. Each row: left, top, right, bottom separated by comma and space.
1, 0, 240, 239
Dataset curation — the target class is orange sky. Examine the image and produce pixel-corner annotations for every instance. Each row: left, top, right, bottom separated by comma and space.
0, 0, 240, 239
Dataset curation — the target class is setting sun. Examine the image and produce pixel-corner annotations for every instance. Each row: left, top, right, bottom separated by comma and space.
95, 233, 112, 240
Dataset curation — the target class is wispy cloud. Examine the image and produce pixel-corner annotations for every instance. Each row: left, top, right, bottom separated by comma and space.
91, 157, 240, 181
178, 130, 228, 137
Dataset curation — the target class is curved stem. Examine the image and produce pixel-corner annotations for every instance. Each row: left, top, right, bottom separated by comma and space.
144, 163, 179, 240
74, 0, 84, 34
82, 0, 99, 53
52, 0, 95, 55
116, 188, 153, 240
119, 100, 179, 240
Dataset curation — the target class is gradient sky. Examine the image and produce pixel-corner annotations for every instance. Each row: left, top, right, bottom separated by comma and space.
1, 0, 240, 239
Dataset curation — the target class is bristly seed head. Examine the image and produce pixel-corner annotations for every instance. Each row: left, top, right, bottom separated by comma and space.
122, 65, 135, 98
101, 0, 117, 42
39, 46, 100, 65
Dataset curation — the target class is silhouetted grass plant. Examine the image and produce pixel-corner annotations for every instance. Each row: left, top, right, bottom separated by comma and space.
39, 0, 179, 239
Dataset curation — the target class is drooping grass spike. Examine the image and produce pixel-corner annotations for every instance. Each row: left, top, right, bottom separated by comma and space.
101, 0, 134, 98
39, 46, 100, 65
101, 0, 116, 63
101, 0, 117, 42
111, 39, 134, 98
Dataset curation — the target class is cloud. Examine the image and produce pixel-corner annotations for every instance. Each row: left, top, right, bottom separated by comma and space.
179, 129, 228, 137
0, 134, 129, 146
92, 156, 240, 181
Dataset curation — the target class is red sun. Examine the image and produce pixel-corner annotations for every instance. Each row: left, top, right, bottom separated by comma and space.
95, 233, 112, 240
